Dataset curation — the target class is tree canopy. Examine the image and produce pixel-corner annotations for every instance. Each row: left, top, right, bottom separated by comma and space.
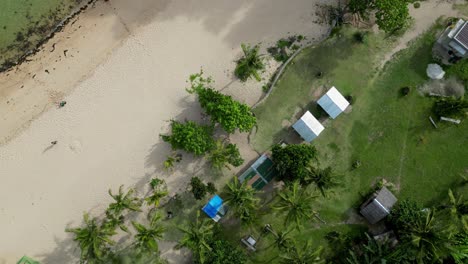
161, 120, 215, 156
187, 72, 256, 133
203, 239, 248, 264
223, 176, 260, 226
271, 144, 318, 183
234, 43, 265, 82
207, 140, 244, 169
348, 0, 410, 33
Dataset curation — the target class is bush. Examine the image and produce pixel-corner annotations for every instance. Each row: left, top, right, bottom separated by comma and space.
353, 31, 368, 44
161, 120, 214, 156
413, 2, 420, 8
432, 98, 468, 118
204, 239, 248, 264
400, 86, 410, 96
190, 177, 207, 200
446, 59, 468, 82
271, 144, 318, 183
352, 160, 361, 169
206, 182, 217, 194
345, 95, 354, 105
187, 72, 257, 133
207, 141, 244, 169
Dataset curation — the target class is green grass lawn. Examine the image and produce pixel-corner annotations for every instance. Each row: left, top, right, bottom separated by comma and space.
243, 24, 468, 261
0, 0, 80, 68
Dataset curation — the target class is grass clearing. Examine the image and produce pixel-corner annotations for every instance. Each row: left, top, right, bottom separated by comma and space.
243, 23, 468, 261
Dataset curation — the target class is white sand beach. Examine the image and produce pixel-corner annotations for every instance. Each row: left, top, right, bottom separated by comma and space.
0, 0, 333, 262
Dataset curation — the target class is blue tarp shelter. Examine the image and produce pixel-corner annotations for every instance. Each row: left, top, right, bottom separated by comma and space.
202, 195, 224, 220
317, 86, 350, 119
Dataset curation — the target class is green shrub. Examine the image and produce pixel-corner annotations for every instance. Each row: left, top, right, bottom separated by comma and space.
206, 182, 217, 194
446, 59, 468, 82
187, 72, 257, 133
413, 2, 421, 8
432, 98, 468, 118
190, 177, 207, 200
400, 86, 410, 96
353, 31, 368, 44
271, 144, 318, 183
161, 120, 214, 156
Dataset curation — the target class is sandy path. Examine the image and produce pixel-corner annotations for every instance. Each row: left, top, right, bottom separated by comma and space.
0, 0, 333, 263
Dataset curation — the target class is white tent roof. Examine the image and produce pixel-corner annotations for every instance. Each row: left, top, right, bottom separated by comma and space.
317, 86, 349, 119
292, 111, 324, 142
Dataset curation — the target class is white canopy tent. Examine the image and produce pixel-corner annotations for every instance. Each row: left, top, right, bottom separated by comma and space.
292, 111, 324, 142
317, 86, 350, 119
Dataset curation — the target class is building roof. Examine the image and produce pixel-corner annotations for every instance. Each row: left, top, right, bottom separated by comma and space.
317, 86, 350, 119
292, 111, 324, 142
238, 153, 278, 190
454, 21, 468, 50
202, 195, 223, 218
360, 187, 397, 224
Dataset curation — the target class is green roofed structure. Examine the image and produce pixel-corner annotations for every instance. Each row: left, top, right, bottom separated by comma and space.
17, 256, 40, 264
238, 154, 278, 190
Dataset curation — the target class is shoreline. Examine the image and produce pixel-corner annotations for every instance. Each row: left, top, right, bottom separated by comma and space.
0, 0, 100, 73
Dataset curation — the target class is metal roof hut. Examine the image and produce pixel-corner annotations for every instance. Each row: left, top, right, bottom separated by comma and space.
360, 187, 397, 224
317, 86, 350, 119
437, 19, 468, 59
292, 111, 324, 142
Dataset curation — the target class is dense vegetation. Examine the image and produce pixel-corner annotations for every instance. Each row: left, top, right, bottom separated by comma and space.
187, 72, 256, 133
348, 0, 410, 33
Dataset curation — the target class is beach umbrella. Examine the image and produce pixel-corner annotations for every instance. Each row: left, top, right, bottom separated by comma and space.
426, 63, 445, 80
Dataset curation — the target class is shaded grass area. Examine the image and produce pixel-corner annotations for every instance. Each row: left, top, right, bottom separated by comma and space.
0, 0, 81, 69
252, 28, 390, 151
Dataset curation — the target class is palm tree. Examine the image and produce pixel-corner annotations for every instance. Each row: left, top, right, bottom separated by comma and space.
132, 212, 165, 252
145, 178, 169, 207
264, 224, 294, 252
223, 176, 260, 226
107, 185, 142, 218
279, 241, 323, 264
177, 211, 214, 264
66, 212, 116, 262
234, 43, 265, 82
409, 209, 451, 262
305, 166, 339, 197
272, 181, 319, 229
447, 189, 468, 232
346, 233, 393, 264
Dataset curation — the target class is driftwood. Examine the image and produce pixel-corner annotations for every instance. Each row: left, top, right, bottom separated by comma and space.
429, 92, 449, 97
440, 116, 461, 124
429, 116, 438, 128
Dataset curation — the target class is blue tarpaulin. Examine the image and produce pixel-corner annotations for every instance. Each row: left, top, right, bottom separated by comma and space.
202, 195, 223, 218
